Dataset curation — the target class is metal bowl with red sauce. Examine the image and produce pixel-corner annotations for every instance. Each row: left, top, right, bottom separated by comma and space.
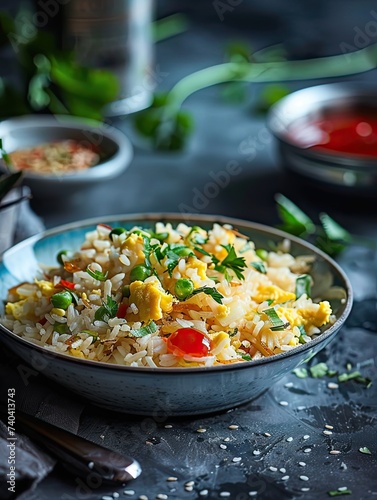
267, 82, 377, 196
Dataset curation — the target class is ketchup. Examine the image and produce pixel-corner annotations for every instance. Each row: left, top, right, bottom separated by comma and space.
289, 107, 377, 158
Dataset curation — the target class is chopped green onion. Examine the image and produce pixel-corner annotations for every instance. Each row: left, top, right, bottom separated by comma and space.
263, 307, 289, 331
241, 354, 252, 361
250, 261, 266, 274
86, 266, 108, 282
150, 231, 169, 242
122, 285, 130, 298
239, 242, 252, 254
82, 329, 99, 340
295, 274, 311, 299
228, 327, 239, 337
328, 490, 352, 497
292, 367, 309, 378
309, 362, 329, 378
131, 321, 158, 337
338, 371, 361, 382
359, 447, 371, 454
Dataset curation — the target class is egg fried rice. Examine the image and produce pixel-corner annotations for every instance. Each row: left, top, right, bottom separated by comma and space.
1, 222, 335, 367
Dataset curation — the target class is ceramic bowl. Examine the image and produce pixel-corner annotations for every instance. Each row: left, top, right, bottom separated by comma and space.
0, 214, 353, 416
267, 82, 377, 196
0, 115, 133, 198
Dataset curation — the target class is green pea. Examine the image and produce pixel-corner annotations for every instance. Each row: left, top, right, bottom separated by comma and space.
109, 227, 126, 241
122, 285, 131, 297
53, 323, 69, 334
57, 250, 68, 266
256, 248, 268, 261
51, 291, 73, 310
130, 264, 152, 282
174, 278, 194, 300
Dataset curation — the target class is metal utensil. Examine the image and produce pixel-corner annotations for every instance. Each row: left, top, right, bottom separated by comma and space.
12, 409, 142, 483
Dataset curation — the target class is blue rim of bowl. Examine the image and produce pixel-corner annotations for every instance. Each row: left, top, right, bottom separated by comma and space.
0, 115, 133, 183
0, 213, 354, 374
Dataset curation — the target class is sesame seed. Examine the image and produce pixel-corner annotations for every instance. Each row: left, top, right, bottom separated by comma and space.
156, 495, 168, 500
303, 435, 310, 440
323, 430, 333, 436
199, 490, 209, 496
249, 492, 258, 497
279, 401, 289, 406
328, 382, 339, 389
264, 432, 271, 437
164, 425, 173, 429
279, 468, 286, 473
297, 406, 306, 410
124, 492, 136, 497
325, 424, 334, 430
330, 450, 341, 455
286, 437, 293, 442
228, 425, 239, 430
303, 448, 312, 453
301, 488, 310, 492
232, 457, 242, 463
269, 466, 278, 472
219, 493, 231, 498
196, 428, 207, 433
338, 487, 349, 492
281, 476, 289, 481
166, 477, 177, 482
185, 481, 195, 487
220, 444, 227, 449
224, 437, 231, 442
300, 476, 309, 481
88, 461, 94, 469
253, 450, 261, 456
299, 462, 306, 467
284, 382, 294, 388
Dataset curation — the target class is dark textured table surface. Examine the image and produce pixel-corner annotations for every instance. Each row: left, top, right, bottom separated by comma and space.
3, 2, 377, 499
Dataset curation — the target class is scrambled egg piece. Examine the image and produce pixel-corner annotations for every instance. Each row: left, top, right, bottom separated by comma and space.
5, 300, 28, 320
35, 280, 56, 297
216, 304, 229, 319
254, 284, 296, 305
185, 256, 208, 281
277, 301, 332, 329
69, 348, 85, 358
121, 233, 145, 263
127, 280, 173, 323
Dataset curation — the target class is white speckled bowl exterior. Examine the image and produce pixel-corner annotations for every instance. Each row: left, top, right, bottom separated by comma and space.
0, 115, 133, 198
0, 214, 353, 416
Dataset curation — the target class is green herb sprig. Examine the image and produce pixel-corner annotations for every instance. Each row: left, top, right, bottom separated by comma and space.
275, 194, 376, 257
213, 244, 247, 281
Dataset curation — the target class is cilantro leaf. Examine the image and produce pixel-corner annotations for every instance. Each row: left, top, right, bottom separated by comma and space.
215, 244, 247, 281
275, 193, 315, 236
191, 286, 224, 304
94, 296, 118, 323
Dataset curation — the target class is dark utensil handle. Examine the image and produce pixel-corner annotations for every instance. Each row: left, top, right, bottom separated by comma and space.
14, 409, 141, 483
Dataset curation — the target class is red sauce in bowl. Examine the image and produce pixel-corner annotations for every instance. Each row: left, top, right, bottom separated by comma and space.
289, 108, 377, 159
